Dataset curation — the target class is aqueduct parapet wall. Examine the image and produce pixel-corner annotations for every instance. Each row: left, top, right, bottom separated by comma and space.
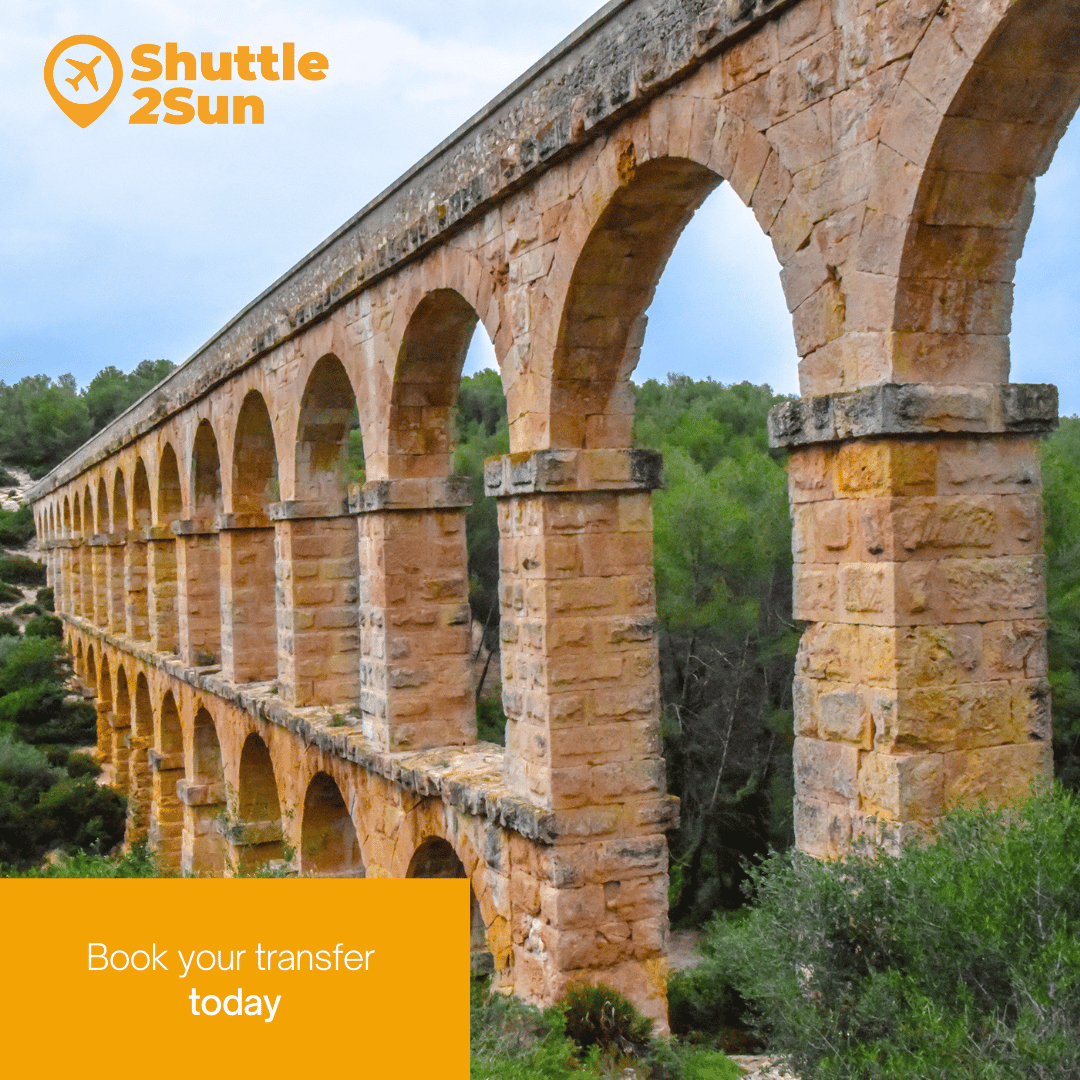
30, 0, 1077, 1022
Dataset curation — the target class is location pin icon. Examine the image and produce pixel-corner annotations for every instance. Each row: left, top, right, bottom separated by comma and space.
45, 35, 123, 128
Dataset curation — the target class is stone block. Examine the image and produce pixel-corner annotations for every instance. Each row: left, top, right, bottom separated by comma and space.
942, 742, 1053, 808
793, 795, 852, 859
817, 685, 872, 747
983, 620, 1047, 679
877, 682, 1028, 754
796, 621, 862, 682
793, 564, 837, 621
858, 750, 943, 821
793, 736, 859, 804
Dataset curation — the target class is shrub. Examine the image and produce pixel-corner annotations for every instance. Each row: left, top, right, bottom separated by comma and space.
0, 505, 35, 547
0, 684, 95, 744
673, 1049, 744, 1080
36, 587, 54, 612
33, 776, 127, 855
0, 616, 20, 639
712, 788, 1080, 1079
13, 604, 41, 617
0, 734, 58, 789
3, 844, 161, 878
24, 614, 63, 639
0, 465, 16, 486
65, 751, 101, 780
668, 940, 762, 1054
0, 582, 21, 604
470, 979, 744, 1080
0, 555, 46, 587
0, 734, 60, 866
0, 637, 95, 744
0, 636, 69, 692
471, 982, 588, 1080
559, 982, 656, 1059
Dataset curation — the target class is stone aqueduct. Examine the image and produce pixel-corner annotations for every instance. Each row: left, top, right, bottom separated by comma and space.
27, 0, 1077, 1022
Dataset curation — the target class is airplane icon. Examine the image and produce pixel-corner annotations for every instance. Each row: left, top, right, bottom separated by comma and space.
64, 55, 101, 92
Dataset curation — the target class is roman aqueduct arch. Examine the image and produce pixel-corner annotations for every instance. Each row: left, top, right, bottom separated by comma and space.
30, 0, 1076, 1024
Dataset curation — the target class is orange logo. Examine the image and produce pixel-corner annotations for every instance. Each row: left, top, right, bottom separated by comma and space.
45, 35, 123, 127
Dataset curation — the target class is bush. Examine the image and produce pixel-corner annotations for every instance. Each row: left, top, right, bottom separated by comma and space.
33, 775, 127, 855
0, 505, 35, 547
4, 844, 161, 878
0, 637, 95, 744
36, 587, 54, 612
24, 614, 63, 639
64, 751, 101, 780
672, 1049, 743, 1080
0, 616, 20, 639
13, 604, 41, 617
0, 464, 16, 486
668, 940, 762, 1054
0, 734, 78, 866
0, 555, 46, 587
0, 582, 21, 605
471, 982, 589, 1080
470, 979, 742, 1080
559, 982, 656, 1059
712, 788, 1080, 1079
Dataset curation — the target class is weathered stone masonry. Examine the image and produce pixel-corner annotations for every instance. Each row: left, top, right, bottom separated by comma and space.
30, 0, 1077, 1023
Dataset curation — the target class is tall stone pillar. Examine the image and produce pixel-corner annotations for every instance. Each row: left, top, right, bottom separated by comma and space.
94, 699, 112, 769
769, 384, 1058, 856
71, 541, 85, 616
149, 746, 184, 872
55, 542, 70, 614
107, 534, 127, 633
108, 710, 131, 797
90, 536, 108, 626
487, 448, 676, 1022
178, 779, 227, 875
146, 527, 179, 653
126, 733, 153, 847
40, 542, 56, 605
125, 538, 149, 641
354, 478, 475, 750
173, 520, 221, 666
271, 500, 360, 708
79, 541, 93, 619
218, 515, 278, 684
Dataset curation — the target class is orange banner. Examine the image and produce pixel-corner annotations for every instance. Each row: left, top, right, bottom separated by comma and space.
0, 878, 469, 1077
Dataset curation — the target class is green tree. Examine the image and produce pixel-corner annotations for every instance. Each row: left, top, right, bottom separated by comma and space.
82, 359, 175, 432
636, 377, 798, 922
1043, 416, 1080, 788
0, 360, 175, 477
0, 374, 91, 475
454, 369, 509, 654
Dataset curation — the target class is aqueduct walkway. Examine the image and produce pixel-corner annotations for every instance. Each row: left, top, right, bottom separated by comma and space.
29, 0, 1074, 1022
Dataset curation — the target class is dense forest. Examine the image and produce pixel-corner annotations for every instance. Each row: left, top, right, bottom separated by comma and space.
3, 362, 1080, 912
0, 360, 175, 477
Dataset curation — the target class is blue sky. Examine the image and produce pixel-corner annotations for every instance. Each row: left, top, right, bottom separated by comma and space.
2, 2, 1078, 411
